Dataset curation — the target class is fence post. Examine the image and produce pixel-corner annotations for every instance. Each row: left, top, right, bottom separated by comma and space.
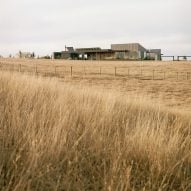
19, 64, 21, 72
55, 66, 57, 75
100, 67, 102, 75
71, 66, 73, 77
152, 70, 155, 80
12, 64, 14, 71
115, 67, 117, 76
128, 68, 130, 78
35, 64, 38, 74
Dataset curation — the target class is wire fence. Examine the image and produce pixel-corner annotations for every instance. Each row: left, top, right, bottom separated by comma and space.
0, 62, 191, 80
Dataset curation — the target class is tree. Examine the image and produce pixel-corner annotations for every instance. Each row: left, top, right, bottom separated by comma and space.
32, 52, 35, 58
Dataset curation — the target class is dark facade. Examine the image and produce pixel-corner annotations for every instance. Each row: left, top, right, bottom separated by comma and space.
53, 51, 79, 60
76, 48, 116, 60
146, 49, 161, 60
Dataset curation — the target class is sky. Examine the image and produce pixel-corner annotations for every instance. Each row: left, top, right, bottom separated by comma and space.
0, 0, 190, 57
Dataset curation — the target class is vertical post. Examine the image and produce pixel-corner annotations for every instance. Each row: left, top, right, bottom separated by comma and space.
100, 67, 101, 75
19, 64, 21, 72
35, 64, 37, 74
115, 67, 117, 76
128, 68, 130, 78
187, 72, 189, 80
84, 67, 86, 75
71, 66, 73, 77
152, 70, 155, 80
55, 66, 57, 75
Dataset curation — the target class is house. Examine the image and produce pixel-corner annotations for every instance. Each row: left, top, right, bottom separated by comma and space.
53, 43, 162, 61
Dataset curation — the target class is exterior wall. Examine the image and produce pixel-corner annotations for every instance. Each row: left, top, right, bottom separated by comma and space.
100, 52, 115, 60
139, 51, 145, 59
111, 43, 147, 60
87, 53, 96, 60
128, 51, 139, 59
54, 52, 79, 59
95, 52, 115, 60
115, 52, 126, 59
91, 51, 140, 60
111, 43, 139, 52
53, 52, 62, 59
85, 52, 115, 60
137, 44, 147, 52
61, 52, 71, 59
114, 51, 138, 60
137, 44, 147, 59
147, 49, 161, 60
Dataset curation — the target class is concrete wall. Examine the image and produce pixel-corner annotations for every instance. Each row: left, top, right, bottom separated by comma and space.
147, 49, 161, 60
114, 51, 138, 60
111, 43, 139, 52
111, 43, 147, 60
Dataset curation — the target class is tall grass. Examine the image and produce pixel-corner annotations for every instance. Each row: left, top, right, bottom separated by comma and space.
0, 71, 191, 191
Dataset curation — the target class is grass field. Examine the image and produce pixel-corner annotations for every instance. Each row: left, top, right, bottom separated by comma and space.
0, 59, 191, 190
1, 58, 191, 111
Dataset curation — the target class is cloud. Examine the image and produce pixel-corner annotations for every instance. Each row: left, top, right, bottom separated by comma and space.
0, 0, 190, 56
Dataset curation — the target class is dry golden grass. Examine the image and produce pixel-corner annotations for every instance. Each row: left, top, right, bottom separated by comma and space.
0, 65, 191, 190
1, 58, 191, 110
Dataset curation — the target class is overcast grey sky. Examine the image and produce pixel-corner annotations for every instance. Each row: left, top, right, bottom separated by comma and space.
0, 0, 190, 57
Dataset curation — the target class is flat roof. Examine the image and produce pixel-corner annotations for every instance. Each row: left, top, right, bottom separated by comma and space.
54, 49, 130, 54
76, 49, 129, 53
